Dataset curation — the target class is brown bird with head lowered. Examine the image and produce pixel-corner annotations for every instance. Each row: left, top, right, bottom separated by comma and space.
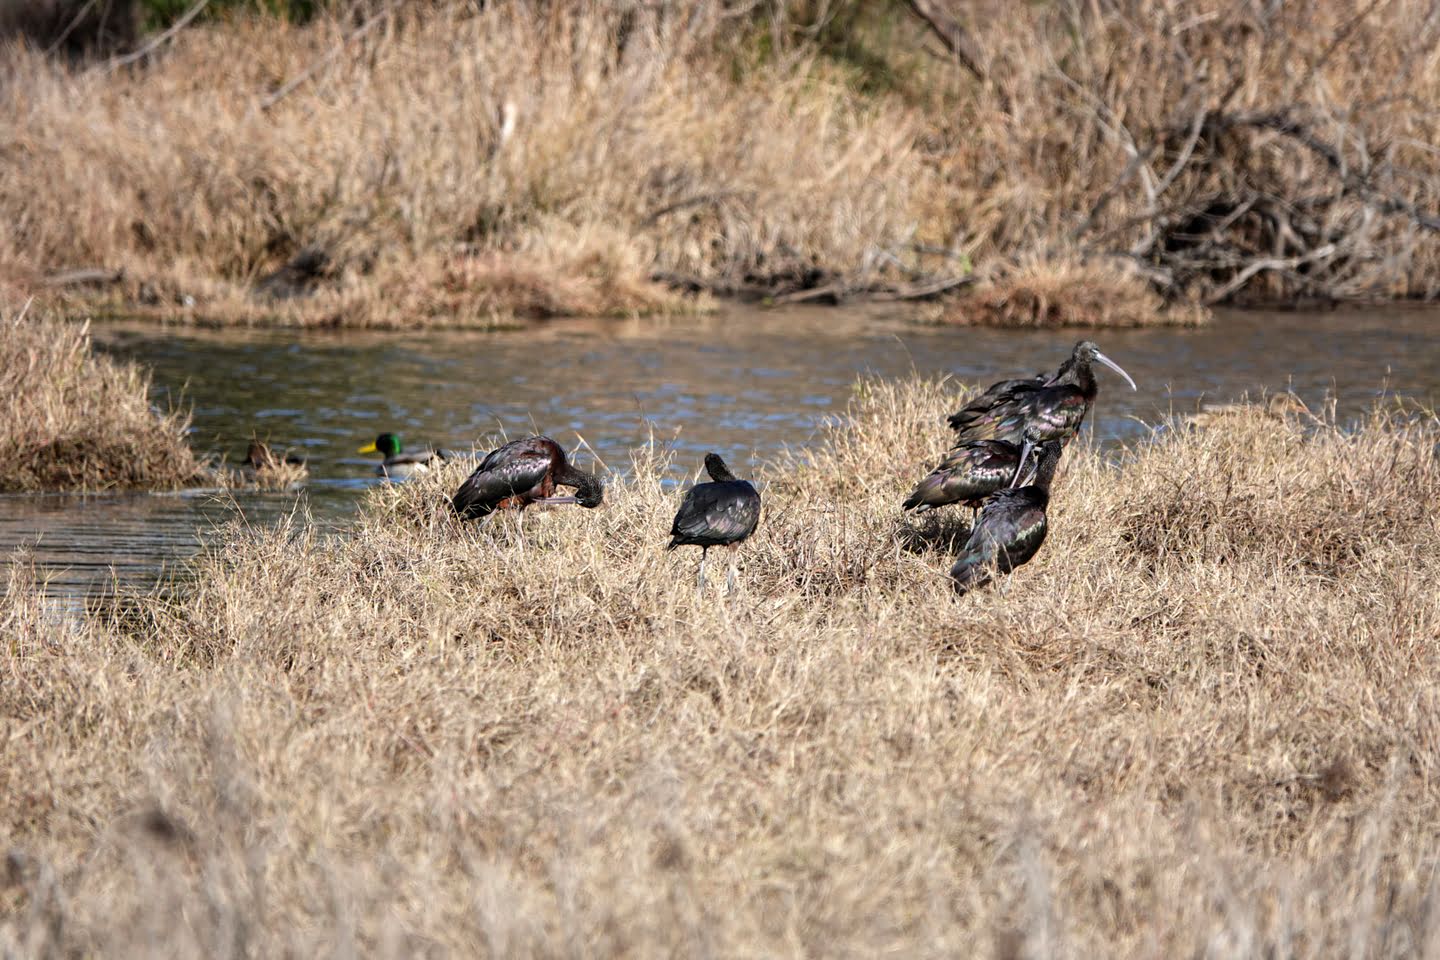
451, 436, 603, 520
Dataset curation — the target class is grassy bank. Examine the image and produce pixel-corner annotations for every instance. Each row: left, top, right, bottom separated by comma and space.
0, 307, 201, 490
4, 1, 1439, 327
4, 377, 1440, 954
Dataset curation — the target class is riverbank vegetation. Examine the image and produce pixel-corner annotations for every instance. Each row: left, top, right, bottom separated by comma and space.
4, 1, 1439, 327
0, 307, 201, 490
5, 378, 1440, 953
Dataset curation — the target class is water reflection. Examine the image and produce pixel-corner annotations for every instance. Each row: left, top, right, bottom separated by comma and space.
5, 303, 1440, 597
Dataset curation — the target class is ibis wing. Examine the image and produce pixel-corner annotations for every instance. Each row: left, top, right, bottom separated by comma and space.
452, 451, 552, 519
1027, 386, 1089, 442
989, 503, 1049, 573
905, 441, 1019, 510
954, 394, 1039, 444
948, 378, 1045, 435
670, 481, 761, 547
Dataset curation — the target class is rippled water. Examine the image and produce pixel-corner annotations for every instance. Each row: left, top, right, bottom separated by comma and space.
5, 303, 1440, 597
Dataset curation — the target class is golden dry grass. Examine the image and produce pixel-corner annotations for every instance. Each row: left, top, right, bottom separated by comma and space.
941, 256, 1209, 328
0, 306, 201, 491
5, 1, 1439, 326
5, 375, 1440, 955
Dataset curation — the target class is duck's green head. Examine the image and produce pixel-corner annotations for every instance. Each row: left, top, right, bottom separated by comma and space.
358, 433, 402, 458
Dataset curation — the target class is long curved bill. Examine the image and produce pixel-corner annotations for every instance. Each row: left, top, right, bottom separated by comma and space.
1095, 352, 1138, 391
357, 442, 378, 454
537, 495, 579, 504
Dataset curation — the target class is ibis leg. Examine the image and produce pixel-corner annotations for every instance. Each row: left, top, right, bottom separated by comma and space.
697, 548, 708, 596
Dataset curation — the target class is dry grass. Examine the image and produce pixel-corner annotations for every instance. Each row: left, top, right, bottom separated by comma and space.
940, 256, 1209, 328
0, 306, 201, 491
5, 374, 1440, 955
1, 3, 913, 326
6, 1, 1439, 326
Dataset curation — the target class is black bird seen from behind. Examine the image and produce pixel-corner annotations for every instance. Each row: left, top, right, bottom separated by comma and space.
451, 435, 603, 520
668, 453, 762, 594
951, 440, 1064, 595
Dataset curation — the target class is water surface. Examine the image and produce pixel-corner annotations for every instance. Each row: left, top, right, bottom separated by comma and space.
5, 303, 1439, 597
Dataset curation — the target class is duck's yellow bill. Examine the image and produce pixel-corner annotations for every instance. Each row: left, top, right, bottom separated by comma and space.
357, 442, 378, 454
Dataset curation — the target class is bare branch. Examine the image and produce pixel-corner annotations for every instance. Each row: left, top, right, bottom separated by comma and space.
104, 0, 208, 71
903, 0, 987, 84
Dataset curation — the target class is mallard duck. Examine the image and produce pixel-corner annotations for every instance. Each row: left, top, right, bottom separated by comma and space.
236, 439, 307, 490
358, 432, 448, 480
451, 435, 604, 518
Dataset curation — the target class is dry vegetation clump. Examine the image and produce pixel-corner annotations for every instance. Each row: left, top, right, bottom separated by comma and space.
941, 256, 1209, 327
0, 307, 201, 491
7, 1, 1440, 326
6, 376, 1440, 955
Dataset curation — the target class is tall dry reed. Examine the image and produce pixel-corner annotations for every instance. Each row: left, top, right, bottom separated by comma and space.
4, 375, 1440, 955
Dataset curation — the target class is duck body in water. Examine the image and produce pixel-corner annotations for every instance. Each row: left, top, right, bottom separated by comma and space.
237, 439, 308, 489
668, 453, 762, 593
451, 435, 603, 520
358, 432, 448, 480
244, 439, 305, 471
951, 440, 1063, 595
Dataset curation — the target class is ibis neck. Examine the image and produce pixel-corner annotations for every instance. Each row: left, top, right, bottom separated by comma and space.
1057, 360, 1098, 399
704, 455, 738, 483
1028, 444, 1063, 494
558, 463, 602, 503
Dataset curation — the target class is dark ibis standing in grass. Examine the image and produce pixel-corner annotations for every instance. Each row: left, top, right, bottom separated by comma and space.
358, 432, 448, 480
902, 439, 1024, 522
1005, 342, 1136, 483
668, 453, 762, 594
951, 440, 1064, 595
451, 436, 603, 519
948, 341, 1136, 452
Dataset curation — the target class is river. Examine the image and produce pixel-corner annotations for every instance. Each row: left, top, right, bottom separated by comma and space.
3, 303, 1438, 598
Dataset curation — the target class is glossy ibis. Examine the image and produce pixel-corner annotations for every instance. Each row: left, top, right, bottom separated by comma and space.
451, 435, 603, 520
902, 439, 1023, 522
668, 453, 762, 594
949, 341, 1136, 449
951, 440, 1064, 595
1006, 343, 1136, 483
358, 432, 448, 480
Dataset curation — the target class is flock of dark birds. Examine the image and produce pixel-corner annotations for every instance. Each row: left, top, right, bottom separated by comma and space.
906, 340, 1136, 593
249, 340, 1135, 596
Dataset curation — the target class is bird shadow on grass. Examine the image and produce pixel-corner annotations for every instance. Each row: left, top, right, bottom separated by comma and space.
897, 513, 973, 556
